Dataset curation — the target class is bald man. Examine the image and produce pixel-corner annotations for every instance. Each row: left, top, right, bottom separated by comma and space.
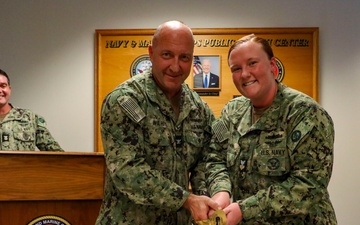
96, 20, 219, 225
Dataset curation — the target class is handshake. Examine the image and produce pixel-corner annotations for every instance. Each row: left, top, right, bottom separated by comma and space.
183, 192, 242, 225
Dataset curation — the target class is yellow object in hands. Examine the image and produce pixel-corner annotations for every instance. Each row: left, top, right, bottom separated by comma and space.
194, 210, 226, 225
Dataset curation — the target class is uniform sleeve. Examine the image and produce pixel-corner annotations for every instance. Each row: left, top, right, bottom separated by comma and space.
35, 114, 64, 151
239, 106, 335, 221
101, 94, 189, 211
189, 105, 215, 196
206, 106, 232, 196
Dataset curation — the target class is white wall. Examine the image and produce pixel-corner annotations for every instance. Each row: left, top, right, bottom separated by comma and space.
0, 0, 359, 224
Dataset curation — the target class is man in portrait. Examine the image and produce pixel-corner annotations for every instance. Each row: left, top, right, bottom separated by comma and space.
194, 58, 219, 88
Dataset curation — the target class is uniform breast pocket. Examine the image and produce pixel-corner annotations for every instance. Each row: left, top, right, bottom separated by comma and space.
143, 123, 173, 166
143, 129, 173, 178
144, 125, 173, 147
11, 119, 35, 141
252, 146, 290, 177
13, 131, 35, 149
184, 131, 203, 148
183, 131, 204, 169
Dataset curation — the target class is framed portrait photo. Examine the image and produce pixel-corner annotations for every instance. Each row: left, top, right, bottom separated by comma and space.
192, 55, 221, 91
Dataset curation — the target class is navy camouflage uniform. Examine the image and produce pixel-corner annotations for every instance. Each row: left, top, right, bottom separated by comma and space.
206, 82, 337, 224
96, 70, 215, 225
0, 106, 63, 151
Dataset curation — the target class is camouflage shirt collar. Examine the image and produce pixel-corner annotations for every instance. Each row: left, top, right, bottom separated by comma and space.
230, 82, 285, 133
251, 82, 285, 130
1, 106, 30, 122
144, 71, 192, 119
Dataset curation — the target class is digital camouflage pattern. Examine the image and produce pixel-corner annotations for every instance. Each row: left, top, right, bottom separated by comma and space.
206, 83, 337, 224
0, 107, 63, 151
96, 70, 215, 225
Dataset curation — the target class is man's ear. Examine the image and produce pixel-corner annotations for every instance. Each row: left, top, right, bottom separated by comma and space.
270, 57, 277, 78
148, 45, 153, 62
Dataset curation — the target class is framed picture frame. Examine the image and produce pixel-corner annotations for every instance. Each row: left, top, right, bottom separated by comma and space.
193, 55, 221, 91
95, 27, 319, 152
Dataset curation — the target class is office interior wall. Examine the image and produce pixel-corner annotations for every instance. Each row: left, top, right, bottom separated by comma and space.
1, 1, 359, 224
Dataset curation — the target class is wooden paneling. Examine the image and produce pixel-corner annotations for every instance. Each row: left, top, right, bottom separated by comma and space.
0, 200, 101, 225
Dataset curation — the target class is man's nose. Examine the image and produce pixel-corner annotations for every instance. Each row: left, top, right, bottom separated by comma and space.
169, 58, 180, 72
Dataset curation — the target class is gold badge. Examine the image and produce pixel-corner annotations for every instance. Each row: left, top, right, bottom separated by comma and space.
194, 209, 226, 225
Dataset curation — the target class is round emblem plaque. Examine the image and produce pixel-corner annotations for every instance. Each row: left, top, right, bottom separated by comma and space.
130, 55, 152, 77
27, 215, 71, 225
275, 57, 285, 82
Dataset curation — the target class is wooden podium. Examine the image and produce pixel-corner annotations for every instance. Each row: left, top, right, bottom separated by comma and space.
0, 151, 105, 225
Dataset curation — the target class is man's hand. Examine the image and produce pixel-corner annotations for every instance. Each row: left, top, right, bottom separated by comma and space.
183, 193, 220, 221
208, 191, 231, 217
223, 203, 242, 225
